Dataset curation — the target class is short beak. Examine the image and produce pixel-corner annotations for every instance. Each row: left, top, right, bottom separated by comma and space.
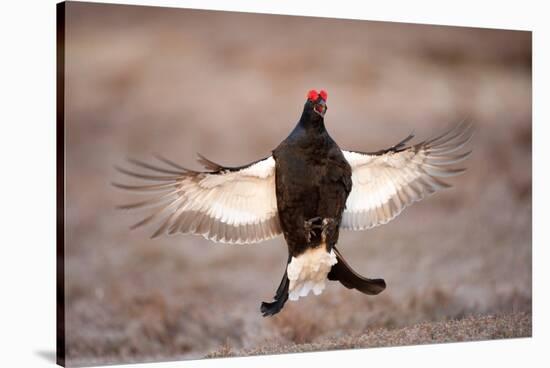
314, 100, 326, 116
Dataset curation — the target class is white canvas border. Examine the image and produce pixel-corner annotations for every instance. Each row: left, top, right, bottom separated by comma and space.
0, 0, 546, 367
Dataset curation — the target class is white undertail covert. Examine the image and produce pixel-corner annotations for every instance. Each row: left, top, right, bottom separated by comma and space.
287, 244, 337, 301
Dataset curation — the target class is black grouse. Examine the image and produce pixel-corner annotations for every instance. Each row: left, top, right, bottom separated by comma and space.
115, 89, 472, 317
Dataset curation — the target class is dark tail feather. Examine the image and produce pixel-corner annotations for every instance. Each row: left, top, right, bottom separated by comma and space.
328, 247, 386, 295
261, 256, 290, 317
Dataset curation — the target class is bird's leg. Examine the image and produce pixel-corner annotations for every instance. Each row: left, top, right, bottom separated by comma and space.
304, 216, 322, 243
321, 218, 336, 244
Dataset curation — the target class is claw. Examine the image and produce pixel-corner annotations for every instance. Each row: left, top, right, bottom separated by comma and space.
305, 224, 317, 243
306, 216, 321, 224
304, 217, 336, 244
321, 218, 335, 243
304, 217, 322, 244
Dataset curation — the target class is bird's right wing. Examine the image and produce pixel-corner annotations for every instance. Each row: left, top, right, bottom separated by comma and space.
341, 123, 473, 231
114, 155, 282, 244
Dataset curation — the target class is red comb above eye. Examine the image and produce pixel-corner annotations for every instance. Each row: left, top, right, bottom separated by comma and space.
307, 89, 319, 101
319, 90, 328, 101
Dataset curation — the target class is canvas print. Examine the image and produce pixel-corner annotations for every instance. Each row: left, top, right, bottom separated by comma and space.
57, 1, 532, 366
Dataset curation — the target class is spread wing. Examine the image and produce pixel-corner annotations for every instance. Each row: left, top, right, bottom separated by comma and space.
341, 122, 473, 231
114, 154, 282, 244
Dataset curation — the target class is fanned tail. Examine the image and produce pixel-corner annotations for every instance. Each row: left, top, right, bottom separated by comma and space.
327, 247, 386, 295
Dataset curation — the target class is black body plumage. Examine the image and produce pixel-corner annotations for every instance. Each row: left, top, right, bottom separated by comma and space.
273, 98, 352, 256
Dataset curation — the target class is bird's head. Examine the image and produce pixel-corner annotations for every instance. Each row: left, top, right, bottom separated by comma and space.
304, 89, 328, 119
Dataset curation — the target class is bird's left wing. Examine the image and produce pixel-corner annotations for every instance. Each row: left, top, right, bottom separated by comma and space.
341, 123, 473, 231
114, 155, 281, 244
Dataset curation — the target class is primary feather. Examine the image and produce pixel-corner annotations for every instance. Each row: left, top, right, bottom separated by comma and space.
341, 122, 473, 230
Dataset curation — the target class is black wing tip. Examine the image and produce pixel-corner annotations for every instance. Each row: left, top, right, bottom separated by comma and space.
196, 152, 224, 172
124, 157, 184, 175
114, 164, 184, 181
447, 167, 467, 176
149, 226, 166, 239
114, 165, 128, 174
129, 220, 146, 230
116, 203, 133, 210
352, 120, 475, 157
114, 165, 135, 177
367, 131, 418, 155
111, 181, 125, 189
423, 123, 474, 160
398, 132, 416, 147
440, 181, 454, 190
152, 153, 198, 173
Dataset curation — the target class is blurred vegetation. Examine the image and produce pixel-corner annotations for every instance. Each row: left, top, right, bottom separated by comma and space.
63, 2, 531, 365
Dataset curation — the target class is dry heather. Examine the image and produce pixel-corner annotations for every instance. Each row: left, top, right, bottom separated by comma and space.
206, 312, 532, 357
62, 2, 531, 366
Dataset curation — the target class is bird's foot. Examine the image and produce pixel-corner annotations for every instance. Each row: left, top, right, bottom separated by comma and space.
321, 218, 336, 243
304, 216, 322, 243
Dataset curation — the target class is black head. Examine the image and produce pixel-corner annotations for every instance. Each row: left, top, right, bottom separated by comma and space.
302, 89, 328, 122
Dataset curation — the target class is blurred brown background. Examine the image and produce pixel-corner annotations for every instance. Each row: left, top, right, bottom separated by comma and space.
63, 2, 532, 366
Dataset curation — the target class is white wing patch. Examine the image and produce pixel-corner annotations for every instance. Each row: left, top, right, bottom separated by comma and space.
115, 156, 282, 244
341, 123, 472, 231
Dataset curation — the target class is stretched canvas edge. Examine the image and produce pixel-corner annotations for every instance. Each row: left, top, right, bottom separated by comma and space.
56, 2, 66, 366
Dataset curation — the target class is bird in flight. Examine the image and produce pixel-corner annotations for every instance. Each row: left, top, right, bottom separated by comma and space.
115, 89, 472, 317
